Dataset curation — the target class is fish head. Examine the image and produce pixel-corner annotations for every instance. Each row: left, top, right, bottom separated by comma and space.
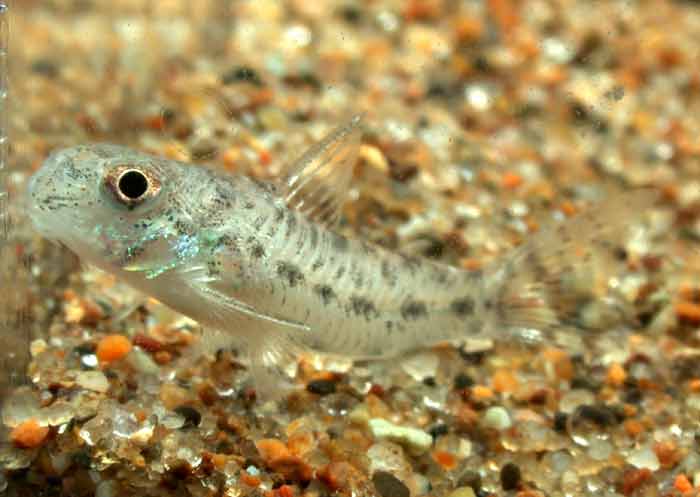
27, 144, 196, 278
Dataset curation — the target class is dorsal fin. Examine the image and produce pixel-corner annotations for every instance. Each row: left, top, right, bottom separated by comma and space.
280, 115, 363, 228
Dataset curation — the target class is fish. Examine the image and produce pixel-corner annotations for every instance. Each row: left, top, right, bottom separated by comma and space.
26, 116, 654, 398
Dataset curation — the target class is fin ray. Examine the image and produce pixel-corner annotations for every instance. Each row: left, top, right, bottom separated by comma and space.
280, 115, 363, 227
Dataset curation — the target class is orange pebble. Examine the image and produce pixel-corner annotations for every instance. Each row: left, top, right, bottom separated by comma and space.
96, 334, 132, 363
624, 419, 644, 437
501, 171, 523, 189
606, 363, 627, 387
492, 369, 519, 393
688, 378, 700, 393
559, 200, 577, 217
211, 453, 228, 469
11, 419, 50, 449
677, 301, 700, 325
258, 149, 272, 166
240, 471, 261, 487
255, 438, 291, 462
432, 450, 457, 470
471, 385, 494, 401
276, 485, 295, 497
674, 474, 693, 493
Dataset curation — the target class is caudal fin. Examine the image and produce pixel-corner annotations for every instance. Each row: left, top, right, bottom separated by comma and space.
485, 189, 657, 348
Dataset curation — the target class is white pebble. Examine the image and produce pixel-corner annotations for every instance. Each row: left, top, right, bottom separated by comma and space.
482, 406, 512, 430
368, 418, 432, 454
75, 371, 110, 393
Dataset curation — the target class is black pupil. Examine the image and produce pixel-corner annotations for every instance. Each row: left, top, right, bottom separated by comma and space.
118, 170, 149, 200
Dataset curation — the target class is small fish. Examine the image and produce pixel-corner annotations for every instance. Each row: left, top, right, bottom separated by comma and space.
27, 116, 653, 397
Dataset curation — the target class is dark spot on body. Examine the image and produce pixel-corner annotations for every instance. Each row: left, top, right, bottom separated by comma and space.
309, 224, 319, 249
249, 240, 265, 258
400, 254, 422, 275
336, 265, 346, 279
314, 285, 336, 305
252, 216, 266, 231
349, 296, 379, 321
285, 213, 297, 238
312, 258, 324, 271
332, 233, 349, 251
450, 297, 475, 316
277, 262, 305, 287
351, 263, 364, 289
381, 260, 397, 287
361, 241, 377, 255
401, 299, 427, 320
243, 201, 255, 210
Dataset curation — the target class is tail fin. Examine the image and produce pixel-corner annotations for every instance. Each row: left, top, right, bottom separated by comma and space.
484, 189, 657, 348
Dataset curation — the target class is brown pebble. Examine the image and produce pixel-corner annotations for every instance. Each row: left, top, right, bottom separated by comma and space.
197, 383, 220, 406
159, 383, 190, 410
318, 461, 359, 491
622, 468, 652, 496
654, 440, 681, 469
154, 350, 172, 365
372, 471, 409, 497
133, 334, 163, 352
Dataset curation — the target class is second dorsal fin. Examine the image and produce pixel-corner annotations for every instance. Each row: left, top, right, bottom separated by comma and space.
280, 115, 363, 228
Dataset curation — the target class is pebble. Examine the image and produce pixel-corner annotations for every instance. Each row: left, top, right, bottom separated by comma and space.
401, 352, 439, 382
627, 445, 660, 471
75, 371, 110, 393
482, 406, 512, 430
448, 488, 477, 497
95, 335, 132, 363
368, 418, 432, 454
306, 378, 337, 396
500, 462, 522, 491
10, 419, 50, 449
173, 406, 201, 429
371, 471, 409, 497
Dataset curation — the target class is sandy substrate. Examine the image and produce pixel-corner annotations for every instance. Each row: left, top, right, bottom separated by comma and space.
2, 1, 700, 496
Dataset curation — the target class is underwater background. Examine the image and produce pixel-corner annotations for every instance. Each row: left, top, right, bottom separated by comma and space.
2, 1, 700, 496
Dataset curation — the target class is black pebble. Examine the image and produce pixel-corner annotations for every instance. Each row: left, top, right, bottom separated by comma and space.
428, 423, 449, 439
422, 376, 437, 387
500, 462, 521, 491
454, 372, 475, 389
31, 59, 59, 78
307, 379, 336, 396
221, 66, 263, 86
553, 412, 568, 433
372, 471, 409, 497
174, 406, 202, 429
576, 404, 622, 427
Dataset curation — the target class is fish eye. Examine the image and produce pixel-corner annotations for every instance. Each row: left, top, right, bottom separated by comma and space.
104, 165, 161, 208
118, 170, 149, 200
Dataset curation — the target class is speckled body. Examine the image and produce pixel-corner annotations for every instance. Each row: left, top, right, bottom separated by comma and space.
28, 144, 489, 360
